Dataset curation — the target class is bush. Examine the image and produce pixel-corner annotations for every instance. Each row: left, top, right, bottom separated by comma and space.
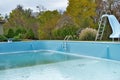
0, 35, 7, 41
79, 28, 97, 41
14, 28, 27, 40
13, 33, 23, 41
6, 28, 15, 38
14, 28, 26, 36
52, 25, 78, 39
25, 29, 35, 39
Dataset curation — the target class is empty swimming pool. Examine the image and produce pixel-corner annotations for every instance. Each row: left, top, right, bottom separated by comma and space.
0, 41, 120, 80
0, 50, 120, 80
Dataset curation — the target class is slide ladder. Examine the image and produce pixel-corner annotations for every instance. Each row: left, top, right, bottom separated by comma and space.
95, 15, 107, 41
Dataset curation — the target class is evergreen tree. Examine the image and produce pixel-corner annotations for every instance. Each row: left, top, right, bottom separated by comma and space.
6, 28, 15, 38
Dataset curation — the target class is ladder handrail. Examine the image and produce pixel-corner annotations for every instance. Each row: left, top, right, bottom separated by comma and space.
64, 35, 72, 41
63, 35, 72, 51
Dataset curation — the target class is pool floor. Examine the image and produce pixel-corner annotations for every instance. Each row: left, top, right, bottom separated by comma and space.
0, 56, 120, 80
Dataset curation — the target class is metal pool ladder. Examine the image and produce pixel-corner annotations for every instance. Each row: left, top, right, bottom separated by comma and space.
63, 35, 72, 51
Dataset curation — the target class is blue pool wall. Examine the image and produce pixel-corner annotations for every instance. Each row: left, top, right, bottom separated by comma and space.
0, 40, 120, 61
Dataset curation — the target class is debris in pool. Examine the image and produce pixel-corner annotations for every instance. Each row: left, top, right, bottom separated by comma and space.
78, 64, 85, 67
21, 75, 29, 78
113, 71, 117, 74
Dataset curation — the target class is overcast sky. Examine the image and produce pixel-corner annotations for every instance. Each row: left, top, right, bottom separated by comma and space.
0, 0, 68, 16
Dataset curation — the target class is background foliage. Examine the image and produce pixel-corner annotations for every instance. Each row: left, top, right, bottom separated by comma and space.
1, 0, 120, 41
66, 0, 97, 28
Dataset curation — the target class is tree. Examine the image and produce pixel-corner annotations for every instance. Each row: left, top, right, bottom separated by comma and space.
38, 10, 61, 39
6, 28, 15, 38
3, 5, 39, 38
53, 24, 78, 39
0, 14, 3, 20
66, 0, 96, 28
95, 0, 120, 20
36, 4, 46, 13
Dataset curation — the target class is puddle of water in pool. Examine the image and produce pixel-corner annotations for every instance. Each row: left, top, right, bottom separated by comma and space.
0, 51, 81, 70
0, 57, 120, 80
0, 51, 120, 80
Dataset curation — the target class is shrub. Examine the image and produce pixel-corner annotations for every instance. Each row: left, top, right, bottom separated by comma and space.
13, 33, 23, 41
6, 28, 15, 38
25, 29, 35, 39
14, 28, 27, 40
0, 35, 7, 41
52, 25, 78, 39
15, 28, 26, 36
79, 28, 97, 41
